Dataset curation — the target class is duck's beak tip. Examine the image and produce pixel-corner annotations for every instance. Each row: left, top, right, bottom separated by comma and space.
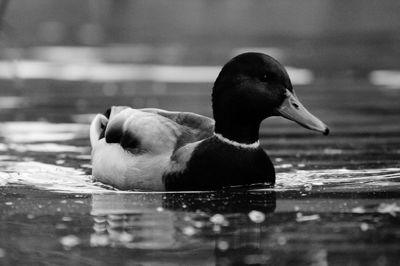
275, 89, 330, 136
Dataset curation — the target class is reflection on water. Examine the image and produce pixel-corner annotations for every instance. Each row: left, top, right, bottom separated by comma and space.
0, 117, 399, 264
89, 192, 277, 264
0, 102, 398, 265
1, 187, 399, 266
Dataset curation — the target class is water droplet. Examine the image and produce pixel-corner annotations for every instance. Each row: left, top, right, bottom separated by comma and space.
182, 226, 196, 236
351, 206, 366, 214
360, 223, 369, 231
217, 240, 229, 250
90, 234, 110, 247
60, 235, 80, 249
193, 221, 205, 228
303, 183, 312, 191
296, 214, 320, 222
119, 232, 134, 243
210, 214, 226, 225
248, 210, 265, 223
62, 216, 73, 222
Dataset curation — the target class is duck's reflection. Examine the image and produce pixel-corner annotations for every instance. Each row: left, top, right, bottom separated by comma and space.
90, 191, 276, 264
162, 190, 276, 213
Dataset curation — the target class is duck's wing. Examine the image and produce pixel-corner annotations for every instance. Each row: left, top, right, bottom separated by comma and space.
90, 106, 214, 152
138, 108, 216, 177
139, 108, 215, 148
90, 106, 126, 148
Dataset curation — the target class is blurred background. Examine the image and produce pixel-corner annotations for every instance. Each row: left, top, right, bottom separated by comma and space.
1, 3, 400, 264
0, 0, 400, 124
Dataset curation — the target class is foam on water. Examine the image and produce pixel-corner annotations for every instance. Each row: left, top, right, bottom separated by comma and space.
275, 168, 400, 191
0, 161, 109, 193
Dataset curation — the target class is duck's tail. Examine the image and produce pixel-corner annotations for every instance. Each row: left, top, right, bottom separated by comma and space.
90, 114, 108, 148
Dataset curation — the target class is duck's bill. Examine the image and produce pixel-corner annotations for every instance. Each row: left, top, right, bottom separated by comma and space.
274, 89, 329, 135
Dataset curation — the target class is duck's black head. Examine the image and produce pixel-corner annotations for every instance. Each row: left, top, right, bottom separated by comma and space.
212, 52, 329, 144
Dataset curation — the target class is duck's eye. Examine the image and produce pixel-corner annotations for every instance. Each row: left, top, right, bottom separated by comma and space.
260, 74, 268, 81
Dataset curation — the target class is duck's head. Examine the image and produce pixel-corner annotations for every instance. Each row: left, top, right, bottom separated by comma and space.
212, 52, 329, 144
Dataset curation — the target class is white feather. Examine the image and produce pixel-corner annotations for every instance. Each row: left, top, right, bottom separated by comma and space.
92, 139, 166, 190
90, 114, 108, 147
90, 107, 211, 191
213, 133, 260, 149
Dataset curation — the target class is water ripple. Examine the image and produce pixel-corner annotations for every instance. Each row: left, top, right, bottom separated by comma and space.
1, 160, 399, 193
275, 168, 400, 191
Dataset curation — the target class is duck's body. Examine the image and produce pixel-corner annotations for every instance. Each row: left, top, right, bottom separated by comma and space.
164, 135, 274, 191
90, 107, 214, 190
90, 107, 274, 191
90, 53, 329, 191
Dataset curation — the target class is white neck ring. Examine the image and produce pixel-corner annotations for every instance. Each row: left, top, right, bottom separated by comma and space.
213, 133, 260, 149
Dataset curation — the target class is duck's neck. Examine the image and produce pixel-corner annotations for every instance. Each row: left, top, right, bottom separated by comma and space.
214, 117, 261, 144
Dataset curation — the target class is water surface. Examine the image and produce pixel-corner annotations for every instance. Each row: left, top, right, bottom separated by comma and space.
1, 46, 400, 265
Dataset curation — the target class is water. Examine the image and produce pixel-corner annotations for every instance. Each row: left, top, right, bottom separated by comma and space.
1, 46, 400, 265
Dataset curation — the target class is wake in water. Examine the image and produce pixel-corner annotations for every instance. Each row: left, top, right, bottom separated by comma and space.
0, 161, 109, 193
275, 168, 400, 190
0, 121, 399, 193
1, 160, 399, 194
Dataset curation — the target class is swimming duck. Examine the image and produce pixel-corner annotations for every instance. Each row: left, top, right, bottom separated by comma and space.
90, 52, 329, 191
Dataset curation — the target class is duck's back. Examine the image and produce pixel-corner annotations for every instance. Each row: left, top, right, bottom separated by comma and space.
164, 137, 275, 191
90, 107, 215, 190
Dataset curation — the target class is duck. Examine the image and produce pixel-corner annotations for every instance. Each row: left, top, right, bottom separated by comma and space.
90, 52, 329, 191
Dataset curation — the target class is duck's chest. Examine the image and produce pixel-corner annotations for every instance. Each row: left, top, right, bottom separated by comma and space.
164, 139, 275, 190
